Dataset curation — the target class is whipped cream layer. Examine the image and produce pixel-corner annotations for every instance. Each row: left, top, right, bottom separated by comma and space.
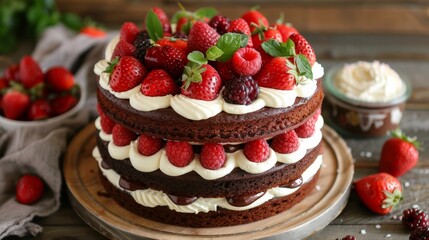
333, 61, 406, 102
93, 147, 322, 213
94, 36, 324, 120
95, 116, 324, 180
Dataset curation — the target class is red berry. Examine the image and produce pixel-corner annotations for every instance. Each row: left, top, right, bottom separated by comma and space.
336, 236, 356, 240
165, 141, 194, 167
208, 15, 230, 35
251, 28, 283, 49
216, 60, 238, 82
187, 21, 220, 53
112, 39, 136, 59
109, 56, 147, 92
120, 22, 140, 44
161, 45, 188, 79
0, 77, 9, 91
272, 130, 300, 154
140, 69, 179, 96
112, 124, 137, 146
80, 26, 106, 38
255, 57, 296, 90
137, 134, 164, 156
403, 208, 429, 231
2, 90, 30, 120
232, 47, 262, 76
241, 10, 269, 31
200, 143, 226, 170
151, 7, 171, 34
51, 94, 78, 116
227, 18, 253, 47
144, 46, 164, 70
243, 139, 270, 163
410, 226, 429, 240
295, 116, 317, 138
275, 23, 299, 41
289, 33, 316, 66
27, 99, 52, 120
100, 114, 115, 134
16, 174, 44, 205
19, 55, 44, 89
181, 64, 222, 101
4, 64, 19, 82
45, 66, 75, 91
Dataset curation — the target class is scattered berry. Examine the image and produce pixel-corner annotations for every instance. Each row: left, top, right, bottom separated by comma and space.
137, 134, 164, 156
272, 130, 300, 154
187, 21, 220, 53
112, 124, 137, 146
16, 174, 45, 205
106, 56, 147, 92
410, 226, 429, 240
231, 47, 262, 76
140, 69, 179, 96
200, 143, 226, 170
208, 15, 230, 35
165, 141, 194, 167
243, 139, 270, 163
402, 208, 429, 231
222, 75, 258, 105
45, 66, 75, 91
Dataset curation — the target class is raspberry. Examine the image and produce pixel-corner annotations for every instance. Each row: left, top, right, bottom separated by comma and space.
232, 47, 262, 76
100, 114, 115, 134
112, 124, 137, 146
403, 208, 429, 230
272, 130, 300, 154
243, 139, 270, 162
200, 143, 226, 170
223, 75, 259, 105
336, 236, 356, 240
16, 174, 45, 205
410, 226, 429, 240
133, 30, 151, 63
166, 141, 194, 167
295, 116, 317, 138
137, 134, 164, 156
209, 15, 230, 35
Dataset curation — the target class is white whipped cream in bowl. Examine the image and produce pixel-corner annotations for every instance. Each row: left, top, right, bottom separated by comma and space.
323, 61, 411, 137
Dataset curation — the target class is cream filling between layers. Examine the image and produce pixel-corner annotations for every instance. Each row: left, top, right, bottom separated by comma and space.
95, 116, 324, 180
93, 36, 324, 120
93, 147, 323, 213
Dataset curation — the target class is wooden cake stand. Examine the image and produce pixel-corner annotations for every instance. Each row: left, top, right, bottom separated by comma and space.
64, 124, 354, 239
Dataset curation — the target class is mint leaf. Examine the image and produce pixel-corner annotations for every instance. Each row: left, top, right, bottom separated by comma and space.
187, 51, 208, 65
261, 39, 294, 57
295, 54, 313, 80
216, 33, 249, 62
206, 46, 224, 61
145, 10, 163, 41
194, 7, 218, 19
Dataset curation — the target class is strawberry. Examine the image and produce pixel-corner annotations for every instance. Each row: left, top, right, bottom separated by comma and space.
19, 55, 44, 89
289, 33, 316, 66
156, 38, 187, 52
80, 26, 106, 38
0, 77, 9, 91
2, 89, 30, 120
181, 64, 222, 101
200, 143, 226, 170
27, 99, 52, 120
45, 66, 75, 91
112, 124, 137, 146
106, 56, 147, 92
4, 64, 19, 82
272, 130, 300, 153
255, 57, 296, 90
255, 45, 273, 66
243, 139, 270, 163
112, 39, 136, 59
137, 134, 164, 156
354, 172, 403, 215
231, 47, 262, 76
144, 46, 164, 70
379, 129, 420, 177
161, 45, 188, 79
176, 16, 192, 34
252, 27, 283, 49
216, 60, 238, 82
151, 7, 171, 34
100, 114, 115, 134
51, 94, 78, 116
187, 21, 220, 53
165, 141, 194, 167
140, 69, 179, 96
241, 9, 269, 31
208, 15, 230, 35
295, 114, 317, 138
16, 174, 44, 205
120, 22, 140, 44
275, 23, 298, 41
227, 18, 253, 47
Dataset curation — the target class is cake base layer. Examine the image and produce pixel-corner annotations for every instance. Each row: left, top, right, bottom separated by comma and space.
99, 169, 320, 228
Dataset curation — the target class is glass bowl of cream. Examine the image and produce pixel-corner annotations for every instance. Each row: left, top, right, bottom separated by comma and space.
323, 61, 411, 137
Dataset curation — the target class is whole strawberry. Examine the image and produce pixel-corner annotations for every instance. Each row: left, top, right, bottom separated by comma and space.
45, 66, 75, 91
2, 89, 30, 120
181, 63, 222, 101
51, 94, 78, 116
105, 56, 147, 92
19, 55, 44, 89
289, 33, 316, 66
140, 69, 179, 96
187, 21, 220, 53
16, 174, 45, 205
27, 99, 52, 120
255, 57, 296, 90
241, 9, 269, 32
379, 129, 420, 177
354, 172, 403, 215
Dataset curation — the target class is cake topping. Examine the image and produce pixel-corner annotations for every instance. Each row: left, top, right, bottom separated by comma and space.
244, 139, 270, 163
222, 75, 259, 105
208, 15, 230, 35
231, 47, 262, 76
165, 141, 194, 167
187, 21, 220, 53
140, 69, 179, 96
200, 143, 226, 170
104, 56, 147, 92
227, 18, 254, 47
181, 63, 222, 101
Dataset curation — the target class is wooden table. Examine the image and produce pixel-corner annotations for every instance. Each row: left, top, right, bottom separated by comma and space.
6, 33, 429, 240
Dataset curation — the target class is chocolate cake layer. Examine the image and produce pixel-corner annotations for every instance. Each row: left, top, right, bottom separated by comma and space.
99, 169, 320, 227
97, 79, 323, 143
97, 135, 322, 198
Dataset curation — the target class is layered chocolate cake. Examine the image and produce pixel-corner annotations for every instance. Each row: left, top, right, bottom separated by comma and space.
92, 7, 325, 227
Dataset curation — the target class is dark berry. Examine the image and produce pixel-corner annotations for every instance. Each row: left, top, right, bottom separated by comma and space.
171, 32, 188, 39
209, 15, 230, 35
336, 236, 356, 240
403, 208, 429, 231
222, 75, 259, 105
410, 226, 429, 240
133, 30, 151, 63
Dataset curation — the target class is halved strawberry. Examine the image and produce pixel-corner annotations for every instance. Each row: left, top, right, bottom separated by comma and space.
140, 69, 179, 96
105, 56, 147, 92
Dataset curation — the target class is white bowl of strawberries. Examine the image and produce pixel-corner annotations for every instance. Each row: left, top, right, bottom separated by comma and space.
0, 55, 84, 131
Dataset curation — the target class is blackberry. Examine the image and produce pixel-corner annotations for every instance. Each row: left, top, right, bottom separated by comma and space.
222, 75, 259, 105
410, 226, 429, 240
403, 208, 429, 230
133, 30, 151, 63
209, 15, 230, 35
336, 236, 356, 240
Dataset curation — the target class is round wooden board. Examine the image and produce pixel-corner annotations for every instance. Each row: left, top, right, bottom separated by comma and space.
64, 123, 354, 240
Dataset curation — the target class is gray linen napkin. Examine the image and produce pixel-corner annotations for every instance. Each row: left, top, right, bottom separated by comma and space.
0, 24, 114, 238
